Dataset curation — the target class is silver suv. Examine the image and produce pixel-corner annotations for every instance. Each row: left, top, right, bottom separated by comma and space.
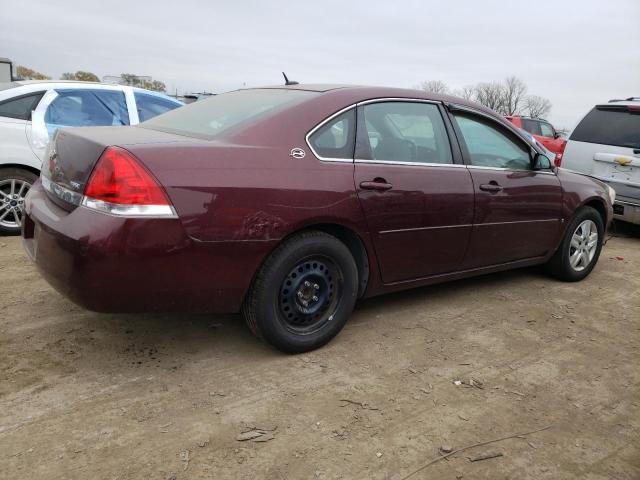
562, 98, 640, 225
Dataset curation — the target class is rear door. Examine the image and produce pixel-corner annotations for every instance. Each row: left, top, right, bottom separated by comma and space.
449, 108, 562, 268
353, 100, 474, 283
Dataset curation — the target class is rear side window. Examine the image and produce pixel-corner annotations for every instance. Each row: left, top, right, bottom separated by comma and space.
539, 122, 555, 138
308, 109, 355, 160
0, 92, 44, 120
570, 107, 640, 148
521, 118, 542, 136
134, 92, 181, 121
142, 88, 316, 139
358, 102, 453, 164
45, 89, 129, 129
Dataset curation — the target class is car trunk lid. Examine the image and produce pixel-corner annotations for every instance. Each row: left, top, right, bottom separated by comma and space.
42, 125, 198, 211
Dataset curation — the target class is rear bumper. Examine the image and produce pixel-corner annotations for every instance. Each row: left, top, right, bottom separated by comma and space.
613, 199, 640, 225
22, 181, 275, 313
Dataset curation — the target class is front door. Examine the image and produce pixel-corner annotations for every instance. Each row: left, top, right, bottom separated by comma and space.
353, 100, 475, 283
449, 110, 563, 268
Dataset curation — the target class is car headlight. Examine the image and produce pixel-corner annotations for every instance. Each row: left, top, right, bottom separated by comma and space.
605, 184, 616, 205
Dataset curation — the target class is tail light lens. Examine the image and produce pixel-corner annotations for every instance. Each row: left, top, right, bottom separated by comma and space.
82, 146, 176, 217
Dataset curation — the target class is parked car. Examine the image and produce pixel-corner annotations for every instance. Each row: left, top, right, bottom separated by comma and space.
505, 115, 566, 165
0, 80, 183, 234
562, 98, 640, 225
22, 85, 614, 353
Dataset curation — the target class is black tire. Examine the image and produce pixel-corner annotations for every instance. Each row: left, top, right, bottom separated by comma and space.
546, 206, 604, 281
242, 231, 358, 353
0, 168, 38, 236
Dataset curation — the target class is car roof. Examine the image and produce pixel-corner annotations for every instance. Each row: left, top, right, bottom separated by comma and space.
251, 83, 500, 116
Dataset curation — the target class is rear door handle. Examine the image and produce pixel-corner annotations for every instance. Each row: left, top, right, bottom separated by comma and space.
479, 183, 503, 193
360, 180, 393, 191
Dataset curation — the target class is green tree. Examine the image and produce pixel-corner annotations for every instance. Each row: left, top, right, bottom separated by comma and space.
16, 65, 50, 80
61, 71, 99, 82
119, 74, 166, 92
140, 80, 166, 92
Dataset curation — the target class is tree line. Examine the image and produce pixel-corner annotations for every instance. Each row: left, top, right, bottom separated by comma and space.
416, 76, 552, 118
14, 66, 166, 92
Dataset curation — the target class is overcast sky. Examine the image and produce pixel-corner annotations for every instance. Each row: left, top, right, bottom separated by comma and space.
2, 0, 639, 128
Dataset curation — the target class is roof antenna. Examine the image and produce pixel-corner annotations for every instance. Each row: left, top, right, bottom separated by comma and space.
282, 72, 299, 86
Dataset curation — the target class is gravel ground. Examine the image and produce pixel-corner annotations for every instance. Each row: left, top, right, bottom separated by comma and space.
1, 227, 639, 480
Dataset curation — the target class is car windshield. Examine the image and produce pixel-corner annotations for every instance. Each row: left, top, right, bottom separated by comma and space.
141, 88, 317, 139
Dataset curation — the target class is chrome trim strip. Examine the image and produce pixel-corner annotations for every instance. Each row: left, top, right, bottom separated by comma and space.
380, 224, 472, 234
356, 97, 441, 107
476, 218, 559, 227
466, 165, 556, 175
354, 159, 465, 168
304, 103, 358, 163
41, 176, 83, 206
305, 98, 443, 163
616, 200, 640, 208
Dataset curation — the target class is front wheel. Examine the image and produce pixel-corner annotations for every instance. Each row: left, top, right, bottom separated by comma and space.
546, 206, 604, 281
0, 168, 38, 235
242, 231, 358, 353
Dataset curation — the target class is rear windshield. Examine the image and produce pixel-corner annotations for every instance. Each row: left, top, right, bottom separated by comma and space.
141, 88, 316, 139
570, 107, 640, 149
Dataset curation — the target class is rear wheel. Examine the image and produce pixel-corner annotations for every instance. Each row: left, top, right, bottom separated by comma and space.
546, 206, 604, 281
0, 168, 38, 235
242, 231, 358, 353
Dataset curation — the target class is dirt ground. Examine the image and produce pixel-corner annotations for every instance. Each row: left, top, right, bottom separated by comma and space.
1, 227, 639, 480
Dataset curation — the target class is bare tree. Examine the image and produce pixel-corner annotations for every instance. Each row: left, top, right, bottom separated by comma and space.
524, 95, 552, 118
416, 80, 449, 95
454, 85, 476, 101
474, 81, 504, 112
501, 76, 527, 116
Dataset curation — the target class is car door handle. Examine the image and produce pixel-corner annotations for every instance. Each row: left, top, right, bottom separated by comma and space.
479, 183, 503, 193
360, 180, 393, 191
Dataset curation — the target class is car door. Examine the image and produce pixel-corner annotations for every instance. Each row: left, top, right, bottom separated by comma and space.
0, 91, 45, 170
449, 108, 562, 268
352, 100, 475, 284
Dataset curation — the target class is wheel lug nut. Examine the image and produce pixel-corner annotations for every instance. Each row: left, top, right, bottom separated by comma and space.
304, 281, 310, 287
297, 291, 303, 297
312, 296, 318, 302
313, 283, 319, 290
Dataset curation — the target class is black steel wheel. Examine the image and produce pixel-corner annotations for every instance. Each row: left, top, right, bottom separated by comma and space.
243, 231, 358, 353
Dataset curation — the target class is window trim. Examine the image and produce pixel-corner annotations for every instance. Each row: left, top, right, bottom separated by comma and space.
354, 99, 458, 167
305, 104, 358, 162
305, 97, 461, 165
0, 91, 46, 120
445, 104, 546, 173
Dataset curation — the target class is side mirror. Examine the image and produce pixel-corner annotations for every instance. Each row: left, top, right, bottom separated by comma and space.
533, 153, 553, 170
553, 132, 561, 139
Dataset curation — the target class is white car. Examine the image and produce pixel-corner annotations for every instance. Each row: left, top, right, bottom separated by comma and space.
562, 98, 640, 225
0, 80, 183, 234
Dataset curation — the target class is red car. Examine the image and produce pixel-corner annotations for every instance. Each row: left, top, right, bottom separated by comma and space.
22, 85, 613, 352
505, 116, 567, 165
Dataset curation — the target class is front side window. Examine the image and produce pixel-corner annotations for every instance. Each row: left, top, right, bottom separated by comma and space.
358, 102, 453, 164
134, 92, 181, 121
453, 113, 531, 170
0, 92, 44, 120
539, 122, 555, 138
44, 89, 129, 136
308, 109, 355, 159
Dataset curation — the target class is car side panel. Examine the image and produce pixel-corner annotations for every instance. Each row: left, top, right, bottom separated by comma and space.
0, 116, 41, 170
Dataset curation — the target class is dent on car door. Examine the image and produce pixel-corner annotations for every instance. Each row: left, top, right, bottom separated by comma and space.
352, 101, 474, 283
449, 109, 562, 268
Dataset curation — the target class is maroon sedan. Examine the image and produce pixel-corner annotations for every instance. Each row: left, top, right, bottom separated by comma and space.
22, 85, 613, 352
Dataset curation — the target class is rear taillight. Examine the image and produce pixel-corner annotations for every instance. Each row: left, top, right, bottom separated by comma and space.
82, 146, 176, 217
554, 152, 563, 167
